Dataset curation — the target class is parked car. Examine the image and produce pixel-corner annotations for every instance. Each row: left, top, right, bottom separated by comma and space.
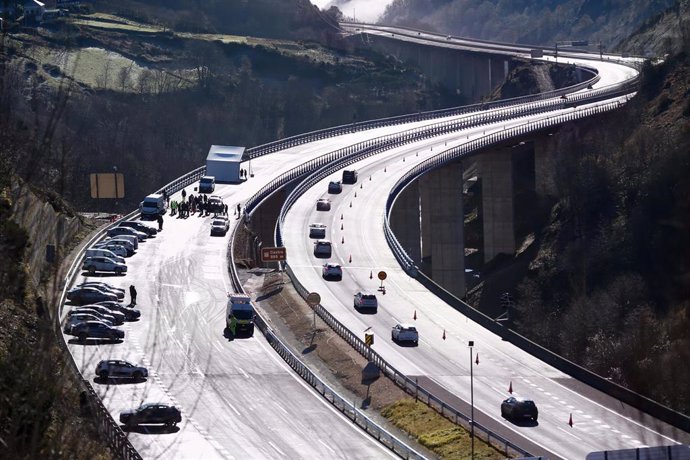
207, 195, 224, 214
95, 301, 141, 321
68, 308, 117, 326
67, 286, 118, 304
391, 323, 418, 345
210, 217, 230, 236
198, 175, 215, 193
316, 199, 331, 211
85, 248, 125, 265
309, 223, 327, 239
64, 314, 113, 334
119, 220, 158, 237
82, 256, 127, 275
328, 180, 343, 194
96, 359, 148, 380
105, 236, 136, 253
313, 240, 332, 258
354, 291, 378, 311
342, 169, 358, 184
322, 263, 343, 280
68, 321, 125, 342
92, 241, 129, 257
73, 304, 125, 324
78, 282, 125, 299
108, 226, 147, 242
120, 403, 181, 428
501, 397, 538, 422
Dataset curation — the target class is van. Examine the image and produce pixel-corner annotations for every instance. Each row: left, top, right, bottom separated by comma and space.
107, 236, 137, 253
139, 194, 166, 218
199, 176, 215, 193
86, 248, 125, 265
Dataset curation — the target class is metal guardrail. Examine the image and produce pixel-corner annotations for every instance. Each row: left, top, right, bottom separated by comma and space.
245, 77, 638, 218
54, 166, 209, 460
283, 263, 530, 457
268, 94, 641, 458
383, 98, 629, 273
227, 218, 426, 459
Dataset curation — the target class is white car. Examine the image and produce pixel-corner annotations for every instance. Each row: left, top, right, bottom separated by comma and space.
72, 304, 125, 325
322, 263, 342, 280
313, 240, 332, 257
309, 223, 327, 239
392, 323, 419, 345
93, 242, 129, 257
82, 256, 127, 275
210, 217, 230, 236
96, 359, 148, 381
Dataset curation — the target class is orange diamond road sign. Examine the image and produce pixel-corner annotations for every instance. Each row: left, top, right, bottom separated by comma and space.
261, 247, 286, 262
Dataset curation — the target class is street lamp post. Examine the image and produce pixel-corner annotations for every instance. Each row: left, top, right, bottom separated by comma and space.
469, 340, 475, 459
113, 166, 119, 211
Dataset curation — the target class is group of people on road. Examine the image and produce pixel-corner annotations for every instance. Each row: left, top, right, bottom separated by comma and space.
169, 191, 232, 219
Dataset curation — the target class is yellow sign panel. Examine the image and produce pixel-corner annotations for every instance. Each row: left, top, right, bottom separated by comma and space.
90, 173, 125, 199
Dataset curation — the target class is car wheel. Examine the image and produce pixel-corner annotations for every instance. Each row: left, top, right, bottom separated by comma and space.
88, 266, 96, 275
79, 333, 87, 342
99, 370, 109, 380
133, 371, 143, 380
391, 332, 395, 341
501, 407, 506, 418
115, 267, 123, 275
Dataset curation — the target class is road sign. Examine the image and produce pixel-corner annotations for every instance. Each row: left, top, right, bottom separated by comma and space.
306, 292, 321, 306
90, 173, 125, 199
261, 247, 286, 262
377, 271, 387, 281
365, 333, 374, 346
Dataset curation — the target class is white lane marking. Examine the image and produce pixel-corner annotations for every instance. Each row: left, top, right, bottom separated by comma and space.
268, 441, 286, 457
558, 426, 583, 441
319, 439, 336, 454
237, 367, 249, 379
160, 283, 183, 288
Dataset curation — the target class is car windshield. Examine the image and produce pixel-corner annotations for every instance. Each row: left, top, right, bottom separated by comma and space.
234, 310, 253, 320
212, 220, 225, 226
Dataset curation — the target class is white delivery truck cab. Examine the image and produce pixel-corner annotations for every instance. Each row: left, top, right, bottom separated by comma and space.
139, 193, 166, 217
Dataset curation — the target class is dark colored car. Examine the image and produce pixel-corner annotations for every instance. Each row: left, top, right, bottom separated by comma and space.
69, 321, 125, 342
501, 397, 538, 422
95, 300, 141, 321
342, 169, 358, 184
119, 220, 158, 236
328, 181, 343, 194
316, 199, 331, 211
96, 359, 148, 380
67, 286, 118, 305
120, 403, 181, 427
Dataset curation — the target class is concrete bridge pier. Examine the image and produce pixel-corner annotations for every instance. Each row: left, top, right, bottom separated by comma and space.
389, 180, 421, 263
480, 148, 516, 263
420, 163, 466, 298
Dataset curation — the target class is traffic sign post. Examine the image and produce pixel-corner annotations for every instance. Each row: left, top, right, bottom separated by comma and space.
261, 247, 287, 262
307, 292, 321, 330
377, 271, 387, 294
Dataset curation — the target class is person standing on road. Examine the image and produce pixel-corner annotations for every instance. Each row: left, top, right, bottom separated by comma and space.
129, 285, 137, 306
157, 214, 163, 230
181, 189, 187, 201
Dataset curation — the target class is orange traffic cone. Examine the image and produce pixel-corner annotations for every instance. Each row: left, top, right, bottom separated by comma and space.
341, 236, 344, 244
475, 354, 479, 365
442, 329, 446, 340
568, 413, 573, 427
341, 223, 343, 230
369, 270, 373, 279
360, 183, 363, 189
369, 176, 371, 181
348, 254, 352, 263
354, 192, 357, 198
413, 310, 417, 320
341, 213, 343, 220
384, 167, 387, 172
508, 381, 513, 394
416, 152, 418, 156
349, 202, 352, 208
403, 157, 406, 162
